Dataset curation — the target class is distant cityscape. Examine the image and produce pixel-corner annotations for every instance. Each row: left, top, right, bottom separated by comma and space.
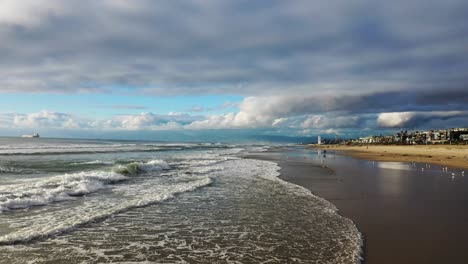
319, 127, 468, 145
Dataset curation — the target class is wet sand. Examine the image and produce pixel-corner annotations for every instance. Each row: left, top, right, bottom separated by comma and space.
246, 147, 468, 264
313, 144, 468, 169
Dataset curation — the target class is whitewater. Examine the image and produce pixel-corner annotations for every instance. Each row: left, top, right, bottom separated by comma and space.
0, 138, 361, 263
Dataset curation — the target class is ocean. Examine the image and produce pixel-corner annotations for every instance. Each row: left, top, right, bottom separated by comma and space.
0, 138, 361, 263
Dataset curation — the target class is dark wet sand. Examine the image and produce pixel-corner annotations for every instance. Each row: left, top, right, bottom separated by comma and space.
246, 147, 468, 264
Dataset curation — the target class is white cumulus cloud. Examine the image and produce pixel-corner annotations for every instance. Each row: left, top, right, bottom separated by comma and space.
12, 110, 85, 129
377, 111, 468, 128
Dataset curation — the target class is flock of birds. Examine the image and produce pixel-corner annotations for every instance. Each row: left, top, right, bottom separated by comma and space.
420, 164, 465, 180
305, 151, 465, 181
408, 161, 465, 180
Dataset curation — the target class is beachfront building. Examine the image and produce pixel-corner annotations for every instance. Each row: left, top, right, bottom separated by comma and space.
326, 127, 468, 145
423, 129, 448, 144
449, 128, 468, 141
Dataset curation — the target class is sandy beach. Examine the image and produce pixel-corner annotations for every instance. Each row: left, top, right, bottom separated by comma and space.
312, 144, 468, 169
246, 146, 468, 264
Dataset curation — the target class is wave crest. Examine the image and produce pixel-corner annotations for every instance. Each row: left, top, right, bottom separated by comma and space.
113, 160, 170, 175
0, 171, 127, 213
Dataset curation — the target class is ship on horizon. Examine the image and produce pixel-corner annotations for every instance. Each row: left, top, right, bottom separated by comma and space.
21, 133, 40, 138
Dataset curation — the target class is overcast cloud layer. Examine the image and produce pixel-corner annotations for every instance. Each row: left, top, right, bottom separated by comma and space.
1, 0, 467, 135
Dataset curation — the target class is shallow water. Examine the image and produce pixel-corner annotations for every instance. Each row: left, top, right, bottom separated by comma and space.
0, 138, 361, 263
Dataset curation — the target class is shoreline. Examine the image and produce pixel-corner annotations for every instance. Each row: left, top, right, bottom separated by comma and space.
311, 144, 468, 169
246, 146, 468, 264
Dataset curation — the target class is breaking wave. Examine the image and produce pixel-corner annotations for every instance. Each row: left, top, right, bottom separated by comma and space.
0, 157, 214, 245
0, 177, 211, 245
0, 171, 123, 213
0, 160, 170, 213
113, 160, 170, 175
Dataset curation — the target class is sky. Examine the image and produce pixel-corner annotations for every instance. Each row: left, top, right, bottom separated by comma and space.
0, 0, 467, 141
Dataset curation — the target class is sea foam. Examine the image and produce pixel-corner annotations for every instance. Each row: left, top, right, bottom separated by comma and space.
0, 145, 362, 263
